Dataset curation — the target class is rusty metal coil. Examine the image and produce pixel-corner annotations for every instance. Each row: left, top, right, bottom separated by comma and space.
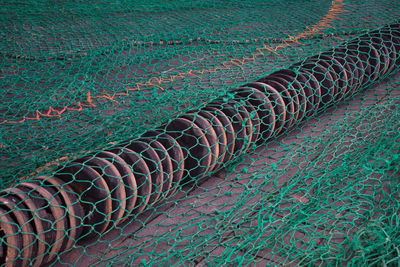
0, 22, 399, 266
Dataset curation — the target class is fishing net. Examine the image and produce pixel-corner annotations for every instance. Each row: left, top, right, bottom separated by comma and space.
1, 0, 400, 266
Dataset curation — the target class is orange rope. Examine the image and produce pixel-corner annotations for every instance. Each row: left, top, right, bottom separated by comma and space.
1, 0, 344, 125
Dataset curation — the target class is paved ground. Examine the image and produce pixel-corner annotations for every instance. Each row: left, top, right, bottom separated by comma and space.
52, 73, 400, 266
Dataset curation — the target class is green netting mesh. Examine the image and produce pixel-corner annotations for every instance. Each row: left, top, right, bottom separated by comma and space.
1, 0, 400, 266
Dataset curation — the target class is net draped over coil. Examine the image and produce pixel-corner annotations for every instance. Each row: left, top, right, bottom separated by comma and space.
1, 0, 400, 266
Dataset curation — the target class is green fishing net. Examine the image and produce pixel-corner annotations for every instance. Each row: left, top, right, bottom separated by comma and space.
0, 0, 400, 266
